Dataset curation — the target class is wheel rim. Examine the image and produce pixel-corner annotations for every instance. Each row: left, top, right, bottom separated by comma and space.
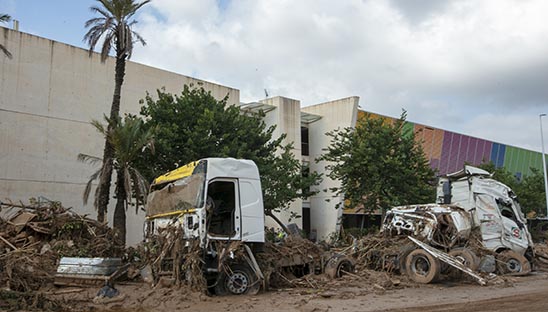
412, 255, 431, 276
226, 271, 249, 294
506, 258, 522, 273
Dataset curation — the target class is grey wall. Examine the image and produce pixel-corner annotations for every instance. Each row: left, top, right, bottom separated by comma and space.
0, 28, 240, 245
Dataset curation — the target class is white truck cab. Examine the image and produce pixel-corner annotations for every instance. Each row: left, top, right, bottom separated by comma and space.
437, 165, 534, 259
144, 158, 265, 244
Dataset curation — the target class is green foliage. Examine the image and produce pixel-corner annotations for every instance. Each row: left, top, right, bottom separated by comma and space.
318, 110, 436, 213
136, 85, 321, 220
80, 115, 155, 213
84, 0, 150, 62
0, 13, 12, 58
517, 168, 546, 216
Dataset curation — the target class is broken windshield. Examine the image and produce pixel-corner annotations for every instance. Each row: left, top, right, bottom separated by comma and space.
146, 172, 206, 217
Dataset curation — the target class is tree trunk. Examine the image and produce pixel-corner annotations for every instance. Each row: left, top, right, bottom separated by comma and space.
96, 51, 127, 223
113, 169, 127, 245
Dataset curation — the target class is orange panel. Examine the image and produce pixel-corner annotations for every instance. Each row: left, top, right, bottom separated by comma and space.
431, 129, 444, 158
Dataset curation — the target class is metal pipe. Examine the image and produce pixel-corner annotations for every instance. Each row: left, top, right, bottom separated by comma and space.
540, 114, 548, 217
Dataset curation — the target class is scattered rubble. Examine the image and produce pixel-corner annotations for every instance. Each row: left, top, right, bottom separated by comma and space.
0, 199, 123, 293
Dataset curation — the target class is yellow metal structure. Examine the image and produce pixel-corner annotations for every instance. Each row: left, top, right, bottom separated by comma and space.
153, 161, 199, 185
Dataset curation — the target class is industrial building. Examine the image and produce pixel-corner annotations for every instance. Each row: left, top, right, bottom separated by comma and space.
1, 28, 546, 244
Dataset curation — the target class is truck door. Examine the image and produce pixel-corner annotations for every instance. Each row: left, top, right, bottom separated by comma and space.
206, 178, 241, 240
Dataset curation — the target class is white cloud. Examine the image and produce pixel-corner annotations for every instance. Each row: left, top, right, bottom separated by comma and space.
132, 0, 548, 152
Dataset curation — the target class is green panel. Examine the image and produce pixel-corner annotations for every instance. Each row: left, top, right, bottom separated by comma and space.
520, 150, 527, 175
402, 122, 414, 139
530, 151, 545, 173
504, 146, 519, 174
502, 147, 547, 177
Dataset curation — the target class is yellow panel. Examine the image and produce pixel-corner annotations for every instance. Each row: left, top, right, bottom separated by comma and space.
153, 161, 199, 185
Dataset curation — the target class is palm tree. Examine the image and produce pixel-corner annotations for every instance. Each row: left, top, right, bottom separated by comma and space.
0, 13, 12, 58
83, 0, 150, 223
79, 116, 154, 244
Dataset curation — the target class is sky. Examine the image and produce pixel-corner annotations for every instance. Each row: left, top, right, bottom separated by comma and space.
2, 0, 548, 152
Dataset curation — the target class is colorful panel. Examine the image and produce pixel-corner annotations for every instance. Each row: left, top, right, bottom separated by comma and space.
448, 132, 462, 173
504, 145, 520, 173
490, 143, 506, 168
474, 139, 492, 165
439, 131, 454, 175
356, 109, 545, 178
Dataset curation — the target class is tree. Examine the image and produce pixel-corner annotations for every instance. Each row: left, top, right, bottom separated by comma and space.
518, 168, 547, 217
260, 145, 322, 232
136, 85, 321, 230
318, 111, 436, 216
84, 0, 150, 223
80, 116, 154, 244
0, 13, 12, 58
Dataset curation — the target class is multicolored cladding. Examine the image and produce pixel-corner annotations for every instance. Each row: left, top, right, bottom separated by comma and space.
358, 111, 546, 177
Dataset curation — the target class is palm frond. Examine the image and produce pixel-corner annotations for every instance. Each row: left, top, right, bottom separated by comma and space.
123, 166, 132, 209
84, 0, 149, 61
77, 153, 103, 165
0, 44, 12, 59
0, 14, 11, 23
83, 168, 102, 205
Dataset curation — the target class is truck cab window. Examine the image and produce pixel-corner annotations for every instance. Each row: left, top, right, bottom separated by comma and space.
207, 180, 236, 236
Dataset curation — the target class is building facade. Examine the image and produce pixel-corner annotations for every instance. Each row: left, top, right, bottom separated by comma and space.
1, 28, 546, 243
0, 28, 239, 245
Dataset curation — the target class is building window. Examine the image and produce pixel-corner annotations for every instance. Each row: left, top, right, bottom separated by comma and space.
301, 126, 309, 156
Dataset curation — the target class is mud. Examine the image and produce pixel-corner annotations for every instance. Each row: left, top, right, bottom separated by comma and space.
45, 272, 548, 312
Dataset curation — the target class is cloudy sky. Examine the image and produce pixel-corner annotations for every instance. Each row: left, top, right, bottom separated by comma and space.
2, 0, 548, 152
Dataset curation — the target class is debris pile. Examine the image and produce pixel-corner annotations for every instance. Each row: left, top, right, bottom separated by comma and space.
0, 199, 123, 292
143, 226, 207, 291
257, 235, 326, 288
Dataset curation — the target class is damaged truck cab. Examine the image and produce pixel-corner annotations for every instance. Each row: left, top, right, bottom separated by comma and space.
144, 158, 265, 294
437, 165, 534, 262
145, 158, 265, 244
383, 165, 534, 283
144, 158, 352, 295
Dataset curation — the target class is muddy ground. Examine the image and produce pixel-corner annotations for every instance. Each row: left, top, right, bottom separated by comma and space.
46, 271, 548, 312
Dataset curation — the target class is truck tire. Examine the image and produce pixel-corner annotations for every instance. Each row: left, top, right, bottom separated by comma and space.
325, 254, 355, 279
398, 244, 417, 274
496, 250, 531, 275
215, 264, 260, 295
405, 249, 441, 284
449, 247, 480, 271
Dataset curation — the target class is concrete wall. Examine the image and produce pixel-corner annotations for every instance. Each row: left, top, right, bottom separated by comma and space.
0, 28, 240, 245
302, 97, 359, 240
259, 96, 303, 229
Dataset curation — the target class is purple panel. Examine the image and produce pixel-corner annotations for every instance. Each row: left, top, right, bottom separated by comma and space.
457, 136, 472, 169
468, 137, 479, 165
430, 158, 440, 173
483, 141, 493, 164
439, 131, 454, 175
473, 139, 485, 164
448, 133, 462, 173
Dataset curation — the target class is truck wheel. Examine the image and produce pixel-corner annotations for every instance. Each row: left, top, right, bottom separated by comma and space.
449, 247, 480, 271
216, 264, 260, 295
325, 255, 355, 279
496, 250, 531, 275
398, 244, 417, 274
405, 249, 441, 284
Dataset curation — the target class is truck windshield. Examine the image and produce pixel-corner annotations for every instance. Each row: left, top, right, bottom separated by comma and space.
146, 172, 206, 217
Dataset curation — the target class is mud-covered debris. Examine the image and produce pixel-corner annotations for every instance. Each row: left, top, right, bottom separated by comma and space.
0, 199, 123, 292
